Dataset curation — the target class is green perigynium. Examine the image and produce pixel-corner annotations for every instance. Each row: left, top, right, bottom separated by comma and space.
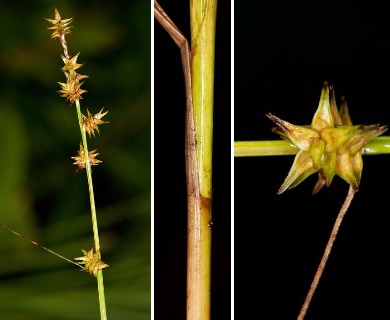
267, 82, 387, 195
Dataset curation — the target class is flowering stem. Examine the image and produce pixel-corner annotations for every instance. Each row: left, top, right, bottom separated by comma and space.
45, 8, 108, 318
75, 99, 107, 320
297, 185, 356, 320
234, 137, 390, 157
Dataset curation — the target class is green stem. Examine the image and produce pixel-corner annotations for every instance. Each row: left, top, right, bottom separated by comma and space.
234, 136, 390, 157
187, 0, 217, 319
75, 99, 107, 320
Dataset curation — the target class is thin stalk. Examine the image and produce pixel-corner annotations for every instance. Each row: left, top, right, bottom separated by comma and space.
0, 223, 83, 269
297, 185, 356, 320
234, 137, 390, 157
235, 140, 298, 156
75, 99, 107, 320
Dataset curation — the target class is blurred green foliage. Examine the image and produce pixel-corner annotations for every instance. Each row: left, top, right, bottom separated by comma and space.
0, 1, 151, 319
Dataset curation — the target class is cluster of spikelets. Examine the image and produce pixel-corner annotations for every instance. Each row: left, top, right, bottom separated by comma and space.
46, 8, 108, 276
74, 248, 109, 277
267, 82, 387, 195
46, 8, 109, 171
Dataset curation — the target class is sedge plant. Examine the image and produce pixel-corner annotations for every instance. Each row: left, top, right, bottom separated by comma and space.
45, 7, 109, 320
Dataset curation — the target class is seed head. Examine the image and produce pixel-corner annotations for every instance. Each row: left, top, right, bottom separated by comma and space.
61, 53, 83, 72
267, 82, 387, 195
74, 248, 109, 277
71, 143, 102, 170
82, 108, 109, 138
58, 78, 87, 105
45, 7, 73, 40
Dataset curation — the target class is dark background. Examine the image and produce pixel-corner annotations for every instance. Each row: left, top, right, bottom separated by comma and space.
154, 0, 231, 319
0, 1, 150, 319
235, 1, 390, 319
